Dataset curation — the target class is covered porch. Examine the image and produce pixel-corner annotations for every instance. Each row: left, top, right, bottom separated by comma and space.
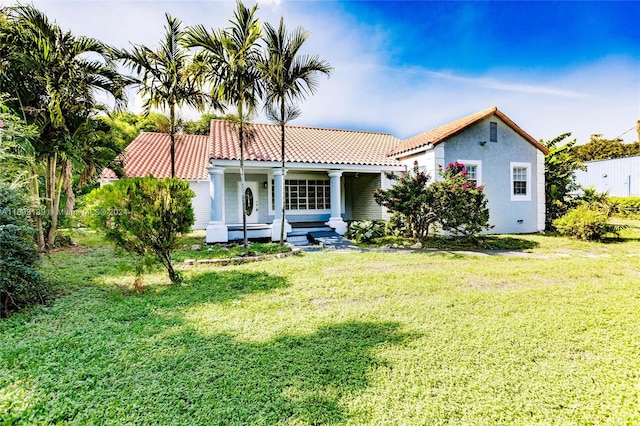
205, 160, 403, 243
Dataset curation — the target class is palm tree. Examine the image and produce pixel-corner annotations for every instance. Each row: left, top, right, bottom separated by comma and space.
186, 0, 263, 246
0, 5, 130, 249
259, 17, 332, 245
118, 14, 214, 178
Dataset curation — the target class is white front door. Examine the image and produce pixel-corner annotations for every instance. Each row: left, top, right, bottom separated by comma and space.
239, 181, 259, 223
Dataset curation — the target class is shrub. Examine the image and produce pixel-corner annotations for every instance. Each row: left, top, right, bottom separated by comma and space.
346, 220, 386, 243
609, 196, 640, 218
85, 177, 195, 285
430, 162, 492, 238
0, 186, 47, 317
553, 205, 626, 241
375, 162, 436, 239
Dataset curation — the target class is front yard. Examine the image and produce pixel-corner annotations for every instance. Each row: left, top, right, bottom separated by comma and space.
1, 227, 639, 424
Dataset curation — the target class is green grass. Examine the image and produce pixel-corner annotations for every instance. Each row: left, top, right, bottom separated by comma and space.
1, 230, 640, 424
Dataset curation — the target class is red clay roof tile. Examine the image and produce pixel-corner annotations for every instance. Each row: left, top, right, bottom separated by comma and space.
209, 120, 403, 167
101, 132, 210, 180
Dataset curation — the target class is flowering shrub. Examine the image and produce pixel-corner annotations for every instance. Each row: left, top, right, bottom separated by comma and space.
374, 162, 436, 239
430, 162, 492, 237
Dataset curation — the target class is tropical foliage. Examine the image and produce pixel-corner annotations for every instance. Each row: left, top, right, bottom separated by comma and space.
0, 4, 130, 250
186, 1, 263, 246
118, 14, 213, 178
570, 133, 640, 162
258, 17, 332, 245
543, 133, 586, 230
0, 185, 47, 317
85, 177, 195, 285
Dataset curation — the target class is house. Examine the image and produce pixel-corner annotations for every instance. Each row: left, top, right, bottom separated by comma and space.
100, 106, 548, 242
575, 156, 640, 197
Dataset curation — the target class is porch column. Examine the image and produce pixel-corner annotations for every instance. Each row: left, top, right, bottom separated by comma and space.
326, 170, 347, 235
206, 165, 228, 243
271, 168, 291, 241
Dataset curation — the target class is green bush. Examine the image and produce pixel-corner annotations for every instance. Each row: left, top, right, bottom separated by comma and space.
0, 186, 47, 317
85, 177, 195, 284
346, 220, 386, 243
609, 197, 640, 218
430, 162, 492, 237
553, 206, 626, 241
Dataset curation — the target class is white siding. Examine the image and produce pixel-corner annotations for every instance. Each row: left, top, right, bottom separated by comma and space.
575, 157, 640, 197
190, 180, 210, 229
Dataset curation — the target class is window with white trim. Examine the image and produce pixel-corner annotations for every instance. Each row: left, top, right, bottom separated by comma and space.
457, 160, 482, 187
510, 162, 531, 201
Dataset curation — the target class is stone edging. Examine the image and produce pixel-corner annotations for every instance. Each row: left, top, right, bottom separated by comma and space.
183, 248, 301, 266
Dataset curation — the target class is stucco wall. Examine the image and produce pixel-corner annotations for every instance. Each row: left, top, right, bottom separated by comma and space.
442, 116, 541, 233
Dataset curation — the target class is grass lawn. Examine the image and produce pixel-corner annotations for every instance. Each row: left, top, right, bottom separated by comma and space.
1, 227, 639, 424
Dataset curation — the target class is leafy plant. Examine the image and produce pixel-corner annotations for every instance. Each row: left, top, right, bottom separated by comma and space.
553, 205, 626, 241
346, 220, 386, 243
430, 162, 492, 238
375, 162, 436, 239
543, 133, 585, 230
0, 185, 47, 317
85, 177, 195, 284
609, 196, 640, 219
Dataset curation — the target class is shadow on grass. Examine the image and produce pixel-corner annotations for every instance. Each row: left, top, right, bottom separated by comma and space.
3, 315, 411, 424
425, 235, 540, 251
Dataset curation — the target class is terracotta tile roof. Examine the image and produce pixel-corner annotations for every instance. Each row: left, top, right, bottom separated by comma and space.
209, 120, 403, 167
390, 106, 548, 156
101, 132, 210, 180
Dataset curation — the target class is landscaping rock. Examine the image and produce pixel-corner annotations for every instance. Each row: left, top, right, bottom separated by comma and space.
191, 244, 202, 251
410, 242, 422, 249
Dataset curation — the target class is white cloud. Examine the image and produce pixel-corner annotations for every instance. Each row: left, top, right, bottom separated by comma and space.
12, 0, 640, 145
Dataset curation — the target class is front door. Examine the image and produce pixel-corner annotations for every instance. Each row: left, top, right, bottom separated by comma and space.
240, 181, 259, 223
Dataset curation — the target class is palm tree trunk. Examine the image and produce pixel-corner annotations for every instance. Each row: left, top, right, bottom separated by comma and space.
29, 165, 45, 251
170, 103, 176, 179
279, 101, 286, 245
45, 153, 62, 249
62, 158, 75, 216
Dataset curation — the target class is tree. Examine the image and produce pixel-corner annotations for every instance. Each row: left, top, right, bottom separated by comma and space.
186, 0, 263, 246
183, 112, 224, 135
0, 185, 47, 317
374, 162, 436, 239
570, 133, 640, 162
543, 133, 585, 230
0, 98, 38, 189
85, 177, 195, 285
118, 14, 213, 178
0, 5, 129, 250
430, 162, 491, 238
258, 17, 332, 245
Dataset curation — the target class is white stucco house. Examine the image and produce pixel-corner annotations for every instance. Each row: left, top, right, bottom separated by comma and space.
101, 106, 548, 242
575, 156, 640, 197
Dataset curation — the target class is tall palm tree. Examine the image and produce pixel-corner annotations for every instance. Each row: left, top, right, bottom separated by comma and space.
118, 14, 214, 178
0, 5, 130, 249
259, 17, 332, 245
186, 0, 263, 246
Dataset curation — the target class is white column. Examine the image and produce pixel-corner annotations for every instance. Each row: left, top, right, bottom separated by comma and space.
326, 170, 347, 235
271, 168, 291, 241
206, 166, 228, 243
536, 150, 546, 232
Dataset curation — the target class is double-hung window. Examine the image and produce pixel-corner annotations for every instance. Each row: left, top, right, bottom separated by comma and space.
457, 160, 482, 187
510, 162, 531, 201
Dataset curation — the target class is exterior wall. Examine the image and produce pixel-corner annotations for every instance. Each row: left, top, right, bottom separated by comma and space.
347, 173, 385, 220
190, 181, 211, 229
441, 116, 541, 233
575, 156, 640, 197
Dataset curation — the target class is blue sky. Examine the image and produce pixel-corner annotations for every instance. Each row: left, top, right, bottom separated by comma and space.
10, 0, 640, 144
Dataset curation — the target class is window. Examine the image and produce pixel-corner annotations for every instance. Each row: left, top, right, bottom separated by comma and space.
489, 122, 497, 142
464, 165, 477, 186
457, 160, 482, 187
272, 179, 331, 211
510, 162, 531, 201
